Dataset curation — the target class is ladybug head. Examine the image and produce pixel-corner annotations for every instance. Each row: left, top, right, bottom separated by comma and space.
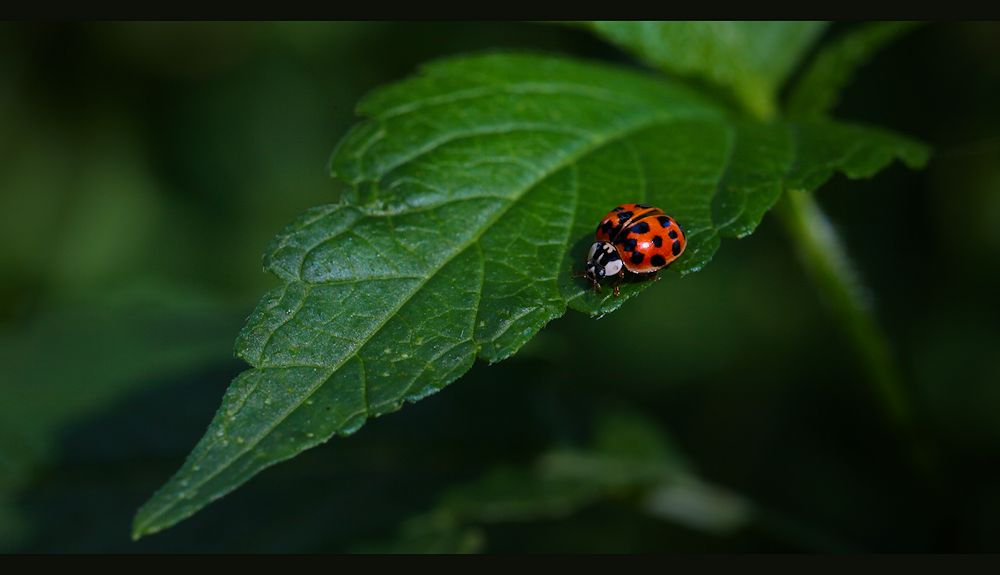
585, 241, 623, 281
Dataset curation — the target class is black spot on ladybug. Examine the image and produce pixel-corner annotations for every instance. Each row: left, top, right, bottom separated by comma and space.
658, 216, 672, 228
614, 206, 624, 212
617, 211, 633, 222
671, 241, 681, 256
652, 235, 663, 247
630, 252, 644, 265
650, 254, 667, 267
668, 230, 678, 239
622, 238, 637, 252
600, 220, 614, 235
630, 221, 650, 234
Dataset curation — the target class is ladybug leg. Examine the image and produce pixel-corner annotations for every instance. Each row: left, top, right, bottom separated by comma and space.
570, 268, 591, 282
611, 269, 626, 297
570, 266, 603, 293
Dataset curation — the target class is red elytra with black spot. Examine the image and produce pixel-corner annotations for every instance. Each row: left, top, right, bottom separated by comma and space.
595, 203, 687, 273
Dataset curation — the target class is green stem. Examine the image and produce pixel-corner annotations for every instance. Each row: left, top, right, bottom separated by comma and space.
774, 189, 912, 433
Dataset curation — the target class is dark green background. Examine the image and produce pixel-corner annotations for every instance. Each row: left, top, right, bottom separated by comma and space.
1, 22, 998, 552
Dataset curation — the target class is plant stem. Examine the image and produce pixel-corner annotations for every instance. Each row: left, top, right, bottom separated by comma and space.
774, 189, 913, 434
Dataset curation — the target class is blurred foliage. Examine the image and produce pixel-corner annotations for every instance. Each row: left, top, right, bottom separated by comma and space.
0, 22, 999, 552
786, 22, 922, 119
583, 21, 827, 118
355, 409, 756, 552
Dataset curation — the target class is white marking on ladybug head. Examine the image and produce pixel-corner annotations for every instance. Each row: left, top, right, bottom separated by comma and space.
587, 241, 601, 262
585, 241, 622, 280
602, 257, 623, 277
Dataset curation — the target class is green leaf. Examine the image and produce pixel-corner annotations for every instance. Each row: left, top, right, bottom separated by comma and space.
0, 289, 241, 551
582, 21, 828, 118
787, 22, 922, 119
133, 52, 927, 539
0, 290, 240, 477
364, 408, 752, 552
351, 523, 485, 554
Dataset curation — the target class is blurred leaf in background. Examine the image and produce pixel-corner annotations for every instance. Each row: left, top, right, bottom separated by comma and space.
583, 21, 828, 118
0, 287, 243, 550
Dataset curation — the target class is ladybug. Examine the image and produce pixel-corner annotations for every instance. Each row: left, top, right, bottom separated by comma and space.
577, 203, 687, 296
